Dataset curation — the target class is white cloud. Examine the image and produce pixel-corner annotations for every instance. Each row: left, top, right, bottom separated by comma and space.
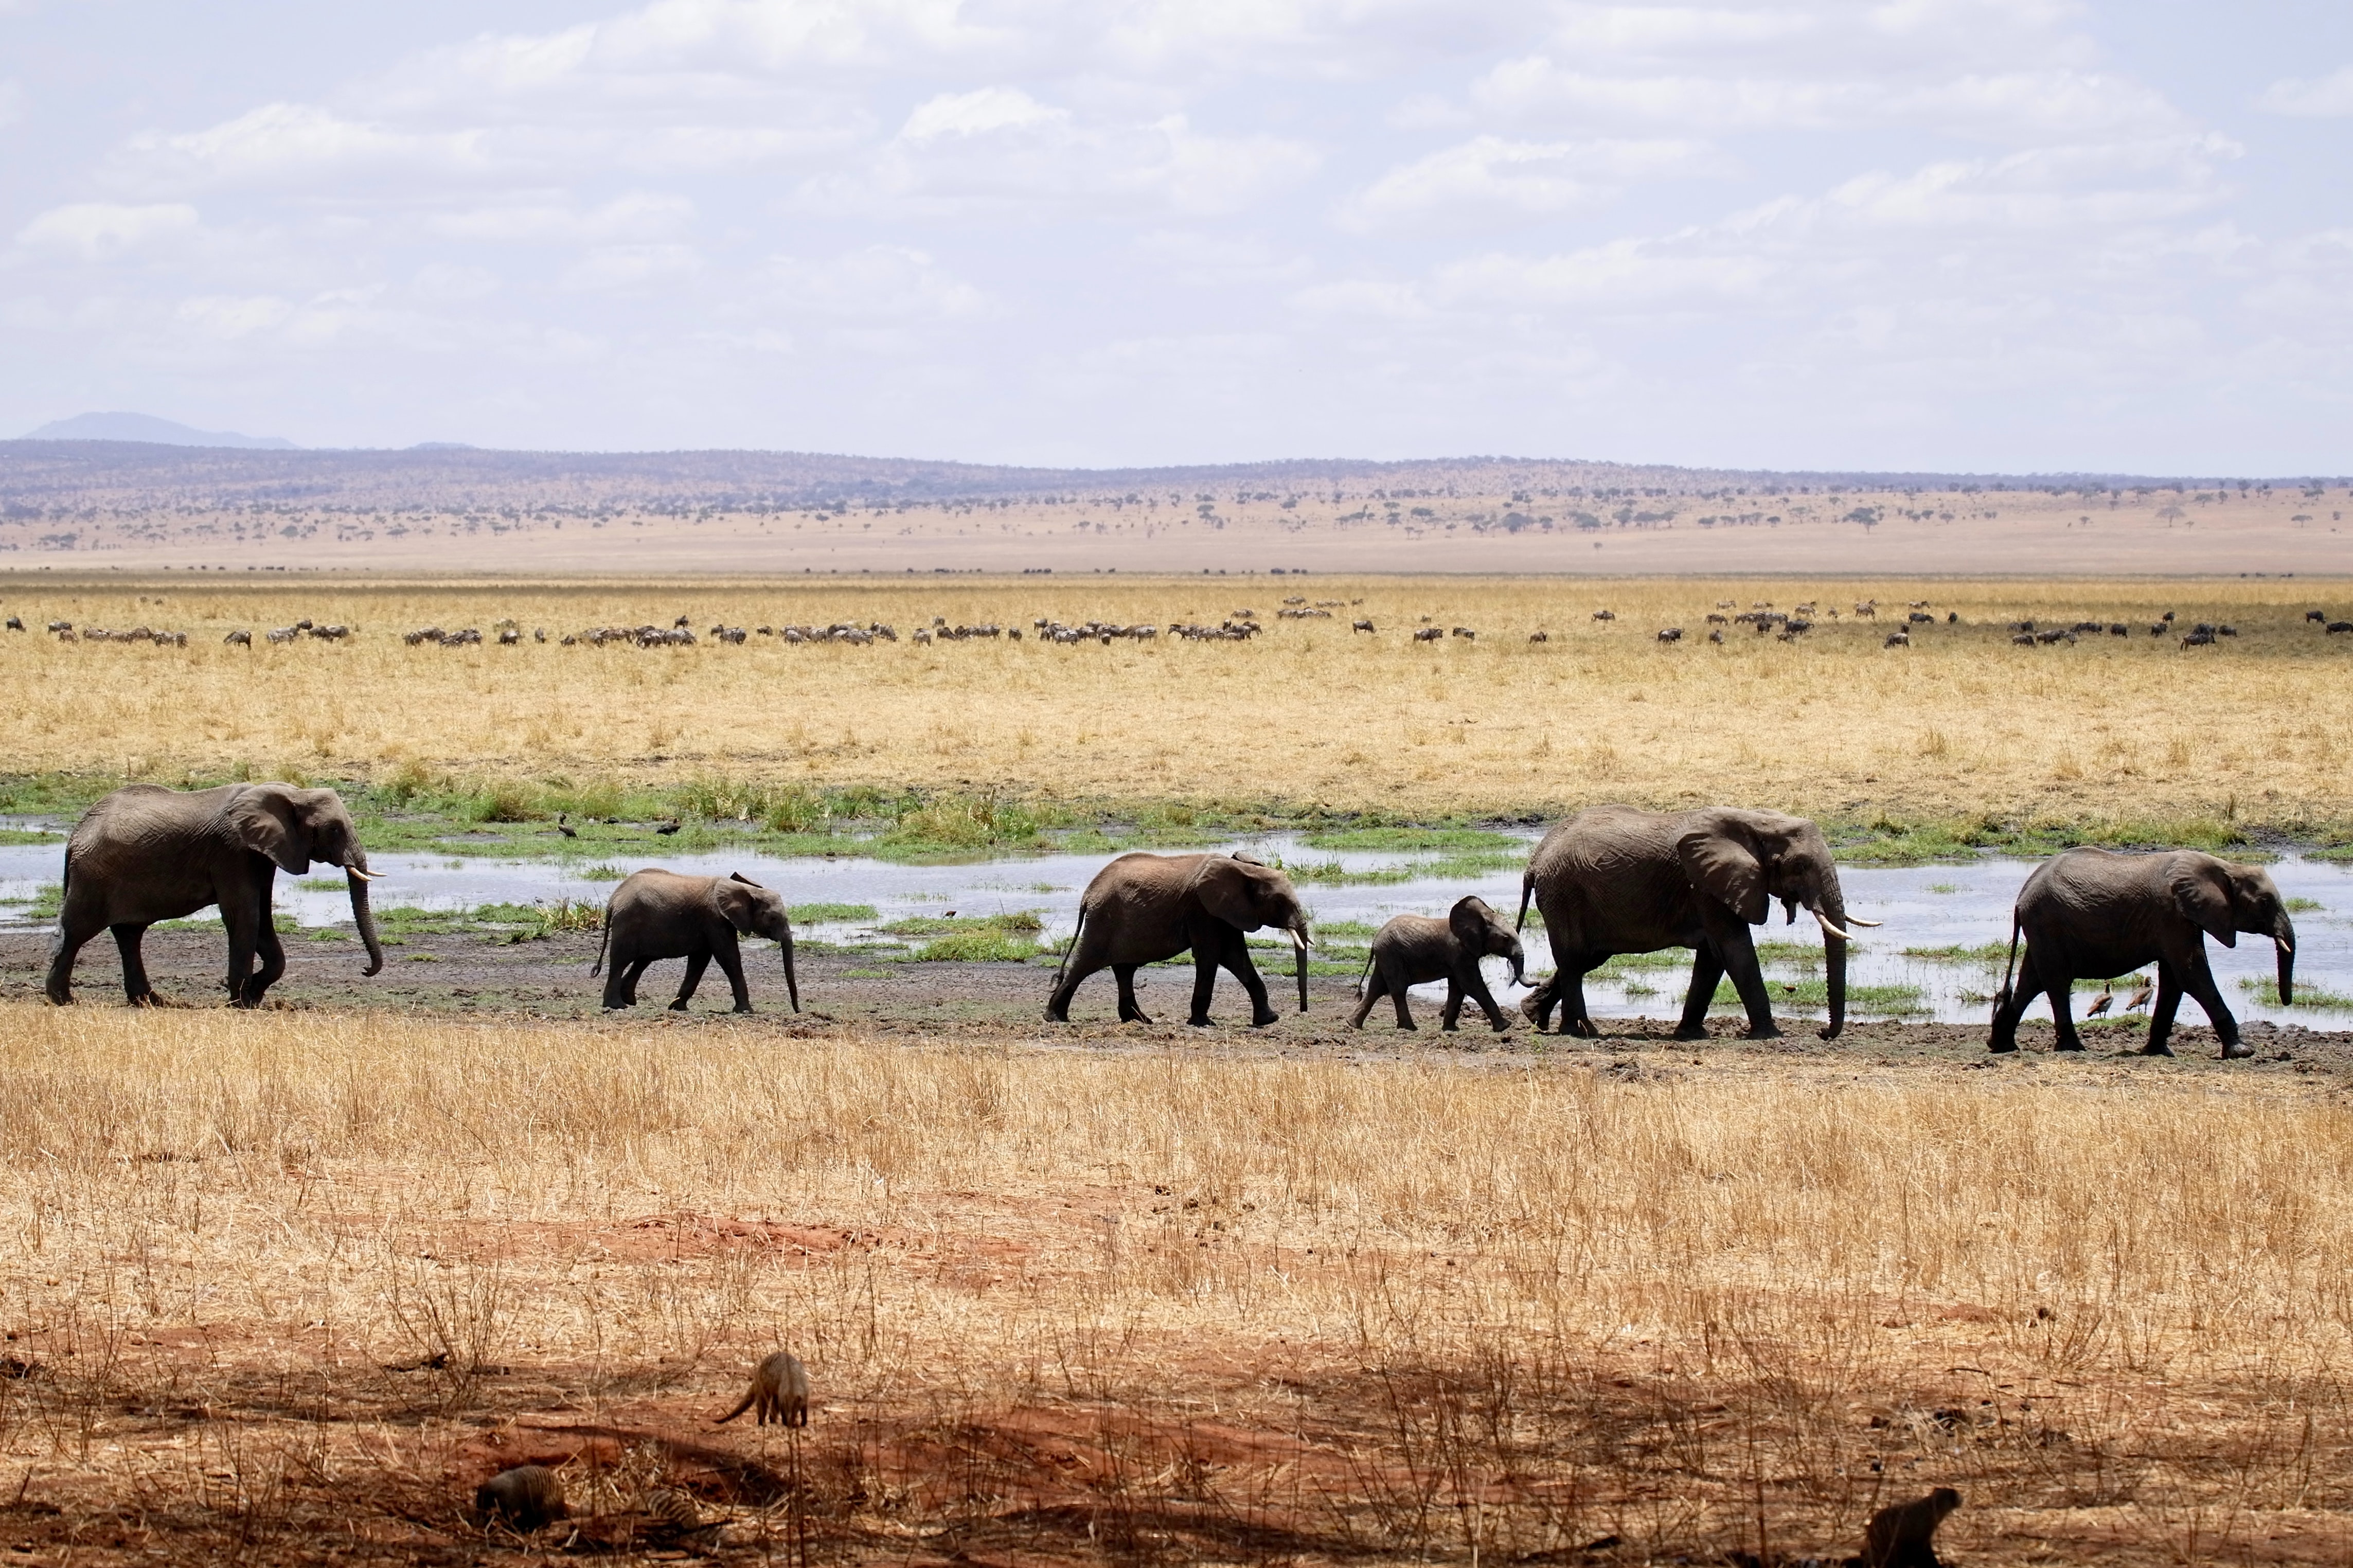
16, 202, 200, 258
426, 193, 695, 243
561, 243, 703, 292
762, 244, 988, 321
1344, 135, 1720, 228
2257, 66, 2353, 118
901, 85, 1064, 139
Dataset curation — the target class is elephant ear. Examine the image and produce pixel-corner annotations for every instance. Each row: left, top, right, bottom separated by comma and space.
714, 876, 761, 933
226, 787, 311, 874
1677, 825, 1768, 925
1449, 897, 1492, 954
1188, 857, 1267, 930
2169, 857, 2238, 948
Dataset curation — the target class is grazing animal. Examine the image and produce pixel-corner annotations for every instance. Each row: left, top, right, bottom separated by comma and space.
715, 1350, 810, 1427
2148, 622, 2168, 636
1352, 618, 1376, 633
2309, 610, 2328, 622
1884, 632, 1910, 647
223, 629, 252, 647
1413, 626, 1443, 642
2180, 629, 2215, 648
1528, 629, 1548, 643
476, 1466, 567, 1531
2011, 633, 2037, 646
2109, 622, 2129, 636
2084, 984, 2113, 1018
1350, 896, 1527, 1032
2330, 621, 2353, 635
1861, 1487, 1961, 1568
2161, 610, 2176, 622
3, 616, 21, 632
1593, 609, 1616, 621
1707, 629, 1723, 643
1656, 627, 1683, 643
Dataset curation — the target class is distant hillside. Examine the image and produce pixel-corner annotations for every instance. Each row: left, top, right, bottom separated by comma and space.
21, 414, 298, 450
0, 438, 2325, 516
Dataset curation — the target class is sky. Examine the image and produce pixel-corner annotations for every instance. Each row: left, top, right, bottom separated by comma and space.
2, 1, 2349, 473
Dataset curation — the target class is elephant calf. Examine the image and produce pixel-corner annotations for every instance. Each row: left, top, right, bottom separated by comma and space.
593, 869, 799, 1014
1350, 896, 1526, 1031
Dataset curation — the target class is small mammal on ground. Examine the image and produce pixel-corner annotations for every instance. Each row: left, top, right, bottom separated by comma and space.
475, 1465, 567, 1531
1857, 1487, 1961, 1568
715, 1350, 809, 1427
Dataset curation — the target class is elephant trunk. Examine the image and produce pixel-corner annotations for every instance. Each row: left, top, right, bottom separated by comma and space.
346, 862, 385, 976
1292, 922, 1311, 1013
781, 929, 801, 1012
1507, 940, 1527, 988
2276, 912, 2296, 1006
1816, 885, 1849, 1040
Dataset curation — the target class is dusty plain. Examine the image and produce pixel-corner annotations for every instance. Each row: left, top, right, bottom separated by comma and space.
2, 564, 2352, 1565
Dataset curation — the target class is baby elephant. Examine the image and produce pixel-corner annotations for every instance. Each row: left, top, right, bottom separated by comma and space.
1351, 896, 1527, 1031
715, 1350, 809, 1427
593, 869, 799, 1013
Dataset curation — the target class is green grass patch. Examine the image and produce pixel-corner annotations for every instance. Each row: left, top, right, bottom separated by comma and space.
1925, 883, 1963, 894
1299, 826, 1523, 853
2238, 975, 2353, 1008
1311, 919, 1382, 938
1715, 978, 1928, 1015
1589, 950, 1691, 974
1901, 942, 2013, 966
790, 902, 879, 924
0, 829, 59, 847
899, 929, 1048, 963
841, 967, 893, 978
2286, 897, 2325, 913
879, 912, 1044, 937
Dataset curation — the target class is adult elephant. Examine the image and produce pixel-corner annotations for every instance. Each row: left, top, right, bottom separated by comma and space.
1046, 852, 1313, 1026
593, 869, 799, 1013
1516, 805, 1875, 1040
46, 782, 384, 1007
1988, 848, 2294, 1058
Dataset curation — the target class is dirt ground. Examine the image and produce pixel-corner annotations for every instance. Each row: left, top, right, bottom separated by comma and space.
12, 925, 2346, 1075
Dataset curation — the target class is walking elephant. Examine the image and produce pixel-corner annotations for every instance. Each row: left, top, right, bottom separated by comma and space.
593, 869, 799, 1013
46, 782, 384, 1006
1350, 895, 1526, 1031
1516, 805, 1875, 1040
1988, 848, 2293, 1058
1045, 852, 1312, 1026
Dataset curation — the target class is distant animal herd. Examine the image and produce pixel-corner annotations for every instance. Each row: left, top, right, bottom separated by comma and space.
11, 594, 2346, 654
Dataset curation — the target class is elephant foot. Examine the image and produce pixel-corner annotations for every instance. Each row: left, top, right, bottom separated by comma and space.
1671, 1023, 1709, 1041
1250, 1010, 1280, 1028
668, 999, 691, 1011
44, 990, 72, 1007
2220, 1040, 2253, 1060
1816, 1024, 1842, 1041
1570, 1019, 1601, 1039
2054, 1039, 2086, 1052
1118, 1008, 1154, 1024
2141, 1040, 2176, 1057
1987, 1039, 2018, 1054
733, 1003, 755, 1014
1187, 1014, 1215, 1028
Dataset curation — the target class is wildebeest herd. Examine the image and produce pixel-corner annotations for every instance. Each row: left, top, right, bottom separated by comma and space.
41, 783, 2297, 1061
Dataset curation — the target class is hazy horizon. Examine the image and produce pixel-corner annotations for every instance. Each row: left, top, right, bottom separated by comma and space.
3, 2, 2349, 473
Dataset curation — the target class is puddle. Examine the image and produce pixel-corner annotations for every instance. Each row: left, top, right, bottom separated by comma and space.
0, 824, 2345, 1027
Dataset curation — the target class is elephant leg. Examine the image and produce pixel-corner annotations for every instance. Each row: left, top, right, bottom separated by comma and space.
1385, 958, 1418, 1029
1988, 946, 2040, 1053
1561, 955, 1607, 1037
1518, 973, 1557, 1030
1219, 930, 1278, 1027
1675, 945, 1727, 1040
1463, 969, 1509, 1031
221, 892, 263, 1007
671, 952, 711, 1010
2181, 952, 2245, 1058
620, 956, 653, 1007
602, 949, 637, 1009
711, 931, 752, 1012
1348, 966, 1386, 1029
1113, 964, 1152, 1024
109, 923, 158, 1005
1714, 935, 1779, 1039
2047, 962, 2083, 1051
1046, 930, 1108, 1022
1440, 978, 1465, 1031
1188, 945, 1221, 1026
244, 915, 287, 1006
46, 904, 105, 1005
2145, 958, 2184, 1056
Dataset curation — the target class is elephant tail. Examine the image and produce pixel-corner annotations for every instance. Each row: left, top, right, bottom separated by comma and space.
46, 847, 70, 961
1053, 904, 1088, 989
1516, 868, 1534, 933
590, 914, 612, 977
1355, 948, 1375, 999
1993, 914, 2021, 1014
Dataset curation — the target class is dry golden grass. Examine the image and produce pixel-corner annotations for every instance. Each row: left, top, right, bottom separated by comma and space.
0, 1002, 2348, 1562
3, 574, 2349, 828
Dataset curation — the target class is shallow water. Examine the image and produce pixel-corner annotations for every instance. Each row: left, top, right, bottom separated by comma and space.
2, 826, 2344, 1026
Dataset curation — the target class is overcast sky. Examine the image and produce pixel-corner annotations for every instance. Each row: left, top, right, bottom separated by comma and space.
3, 1, 2349, 472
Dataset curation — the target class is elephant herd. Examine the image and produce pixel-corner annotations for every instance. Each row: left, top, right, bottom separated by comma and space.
39, 785, 2299, 1059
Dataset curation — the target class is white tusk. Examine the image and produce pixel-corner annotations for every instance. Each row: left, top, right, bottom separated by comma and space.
346, 865, 381, 881
1291, 928, 1311, 950
1811, 908, 1853, 941
1846, 915, 1882, 928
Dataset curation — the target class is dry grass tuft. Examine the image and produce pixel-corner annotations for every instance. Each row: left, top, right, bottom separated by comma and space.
0, 1002, 2349, 1561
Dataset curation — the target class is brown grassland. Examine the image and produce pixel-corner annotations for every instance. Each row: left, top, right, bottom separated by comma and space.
4, 572, 2353, 1564
4, 574, 2351, 829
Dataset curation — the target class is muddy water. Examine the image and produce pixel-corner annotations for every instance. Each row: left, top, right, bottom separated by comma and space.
1, 828, 2344, 1027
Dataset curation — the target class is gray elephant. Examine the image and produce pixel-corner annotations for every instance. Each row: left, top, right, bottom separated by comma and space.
1350, 895, 1526, 1031
1988, 847, 2294, 1058
1516, 805, 1875, 1040
593, 869, 799, 1013
46, 782, 384, 1006
1046, 852, 1312, 1026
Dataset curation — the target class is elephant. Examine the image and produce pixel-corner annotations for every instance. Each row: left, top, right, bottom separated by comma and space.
593, 869, 799, 1013
1349, 895, 1526, 1031
1987, 847, 2294, 1058
1515, 805, 1876, 1040
46, 782, 384, 1007
1045, 852, 1312, 1026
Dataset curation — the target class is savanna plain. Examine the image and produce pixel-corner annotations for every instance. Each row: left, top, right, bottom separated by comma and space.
4, 573, 2353, 1566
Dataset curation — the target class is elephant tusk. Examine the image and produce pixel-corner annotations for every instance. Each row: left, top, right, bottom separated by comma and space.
1810, 908, 1853, 941
1291, 928, 1311, 951
346, 865, 381, 882
1846, 915, 1882, 928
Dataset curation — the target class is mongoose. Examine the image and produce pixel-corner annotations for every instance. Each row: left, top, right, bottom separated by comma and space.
1860, 1487, 1961, 1568
714, 1350, 809, 1427
475, 1465, 567, 1531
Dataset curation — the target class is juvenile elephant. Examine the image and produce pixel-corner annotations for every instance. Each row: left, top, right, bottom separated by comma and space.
1350, 895, 1526, 1031
1988, 848, 2294, 1058
1516, 805, 1875, 1040
47, 782, 384, 1007
593, 869, 799, 1013
1045, 852, 1312, 1026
